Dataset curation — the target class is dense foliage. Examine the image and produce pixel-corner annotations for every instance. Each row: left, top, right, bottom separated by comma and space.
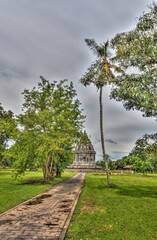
130, 133, 157, 171
0, 104, 16, 166
6, 77, 85, 181
130, 133, 157, 158
96, 154, 112, 169
110, 2, 157, 118
110, 133, 157, 173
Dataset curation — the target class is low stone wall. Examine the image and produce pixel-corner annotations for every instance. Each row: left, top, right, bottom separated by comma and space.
66, 168, 104, 173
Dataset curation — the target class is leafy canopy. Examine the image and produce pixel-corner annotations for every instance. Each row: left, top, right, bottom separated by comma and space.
8, 77, 85, 180
110, 2, 157, 118
130, 133, 157, 159
80, 39, 123, 88
0, 104, 16, 165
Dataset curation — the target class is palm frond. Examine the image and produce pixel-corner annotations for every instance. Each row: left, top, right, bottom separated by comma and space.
85, 39, 100, 56
103, 40, 111, 58
104, 40, 109, 53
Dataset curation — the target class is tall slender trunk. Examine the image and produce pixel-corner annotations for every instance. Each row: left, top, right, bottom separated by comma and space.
99, 86, 111, 185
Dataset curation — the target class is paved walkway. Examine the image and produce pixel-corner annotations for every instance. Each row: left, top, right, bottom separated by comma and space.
0, 173, 86, 240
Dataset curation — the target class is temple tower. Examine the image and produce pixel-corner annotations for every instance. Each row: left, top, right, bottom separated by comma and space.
68, 131, 101, 171
74, 131, 96, 166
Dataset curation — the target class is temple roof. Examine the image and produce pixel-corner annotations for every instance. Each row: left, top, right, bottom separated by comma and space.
75, 131, 96, 154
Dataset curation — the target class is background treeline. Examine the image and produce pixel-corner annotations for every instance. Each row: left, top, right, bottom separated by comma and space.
97, 133, 157, 173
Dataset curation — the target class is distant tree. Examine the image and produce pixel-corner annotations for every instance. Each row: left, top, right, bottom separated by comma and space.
96, 160, 105, 170
131, 157, 143, 172
80, 39, 123, 185
124, 156, 140, 165
0, 104, 16, 166
112, 155, 136, 170
113, 133, 157, 172
114, 158, 126, 170
131, 157, 154, 174
110, 2, 157, 118
8, 77, 85, 182
108, 160, 115, 170
128, 133, 157, 172
130, 133, 157, 160
96, 154, 114, 170
147, 156, 157, 172
141, 160, 154, 174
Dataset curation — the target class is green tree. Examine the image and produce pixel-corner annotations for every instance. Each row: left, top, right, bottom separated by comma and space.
80, 39, 123, 185
113, 156, 136, 170
147, 156, 157, 172
55, 146, 74, 177
131, 157, 154, 174
0, 104, 16, 166
110, 2, 157, 118
141, 160, 154, 174
124, 156, 141, 165
96, 154, 114, 170
8, 77, 85, 181
108, 160, 115, 170
114, 158, 126, 170
131, 157, 143, 172
130, 133, 157, 161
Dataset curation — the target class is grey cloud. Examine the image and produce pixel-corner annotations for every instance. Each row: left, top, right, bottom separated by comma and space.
110, 151, 130, 160
112, 151, 129, 154
95, 138, 101, 143
0, 0, 152, 83
95, 138, 117, 144
0, 0, 155, 160
105, 139, 117, 144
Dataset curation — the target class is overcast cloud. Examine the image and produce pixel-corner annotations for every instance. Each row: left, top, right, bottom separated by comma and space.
0, 0, 156, 160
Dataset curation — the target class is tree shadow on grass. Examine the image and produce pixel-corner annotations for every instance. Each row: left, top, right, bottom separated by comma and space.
131, 174, 157, 178
17, 176, 68, 186
116, 184, 157, 199
96, 178, 157, 199
18, 178, 50, 185
97, 182, 119, 189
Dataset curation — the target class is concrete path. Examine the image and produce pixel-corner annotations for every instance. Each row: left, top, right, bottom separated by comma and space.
0, 173, 86, 240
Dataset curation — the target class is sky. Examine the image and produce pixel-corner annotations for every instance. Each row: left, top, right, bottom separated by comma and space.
0, 0, 156, 160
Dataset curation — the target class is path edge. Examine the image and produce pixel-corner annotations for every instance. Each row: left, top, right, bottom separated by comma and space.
59, 173, 86, 240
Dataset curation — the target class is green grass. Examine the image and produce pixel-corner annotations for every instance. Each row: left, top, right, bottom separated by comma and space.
66, 173, 157, 240
0, 169, 76, 213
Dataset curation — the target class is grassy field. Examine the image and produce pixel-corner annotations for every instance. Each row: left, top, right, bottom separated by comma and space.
66, 172, 157, 240
0, 168, 76, 213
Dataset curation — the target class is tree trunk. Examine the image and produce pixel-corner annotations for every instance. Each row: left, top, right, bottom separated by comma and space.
42, 165, 49, 182
56, 169, 61, 177
48, 157, 55, 180
42, 163, 51, 182
99, 87, 111, 185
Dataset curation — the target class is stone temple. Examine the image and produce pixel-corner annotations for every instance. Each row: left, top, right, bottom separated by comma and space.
68, 131, 102, 172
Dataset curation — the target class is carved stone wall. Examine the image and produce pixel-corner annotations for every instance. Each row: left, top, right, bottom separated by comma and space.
73, 140, 96, 166
68, 132, 102, 171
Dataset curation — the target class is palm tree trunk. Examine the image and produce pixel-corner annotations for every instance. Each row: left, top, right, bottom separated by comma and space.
99, 86, 111, 185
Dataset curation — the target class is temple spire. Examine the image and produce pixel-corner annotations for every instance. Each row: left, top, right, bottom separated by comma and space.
68, 132, 102, 172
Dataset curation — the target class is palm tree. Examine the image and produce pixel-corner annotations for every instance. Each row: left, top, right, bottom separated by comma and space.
80, 39, 123, 185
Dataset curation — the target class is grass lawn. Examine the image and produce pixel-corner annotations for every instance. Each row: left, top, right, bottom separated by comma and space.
0, 168, 76, 213
66, 172, 157, 240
